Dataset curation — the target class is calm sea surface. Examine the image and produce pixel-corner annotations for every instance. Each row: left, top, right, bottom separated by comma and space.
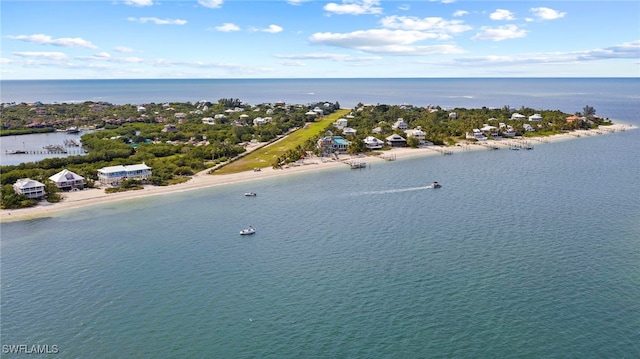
1, 78, 639, 358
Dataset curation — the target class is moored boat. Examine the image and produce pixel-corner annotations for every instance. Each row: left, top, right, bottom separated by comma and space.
244, 192, 257, 197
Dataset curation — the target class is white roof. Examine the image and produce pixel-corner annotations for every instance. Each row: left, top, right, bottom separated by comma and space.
49, 169, 84, 182
98, 163, 151, 174
14, 178, 45, 189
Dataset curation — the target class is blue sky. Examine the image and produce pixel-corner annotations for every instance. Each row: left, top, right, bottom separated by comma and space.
1, 0, 639, 79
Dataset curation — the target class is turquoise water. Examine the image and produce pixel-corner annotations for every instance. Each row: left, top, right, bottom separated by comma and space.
1, 79, 640, 358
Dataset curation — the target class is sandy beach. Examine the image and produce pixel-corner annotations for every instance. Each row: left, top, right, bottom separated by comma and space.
1, 123, 634, 223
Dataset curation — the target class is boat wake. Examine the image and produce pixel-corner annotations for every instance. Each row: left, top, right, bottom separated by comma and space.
350, 186, 432, 196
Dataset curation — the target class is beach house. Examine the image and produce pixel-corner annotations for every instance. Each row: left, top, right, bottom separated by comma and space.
317, 136, 350, 154
364, 136, 385, 149
49, 169, 85, 190
386, 134, 407, 147
97, 163, 152, 186
13, 178, 46, 199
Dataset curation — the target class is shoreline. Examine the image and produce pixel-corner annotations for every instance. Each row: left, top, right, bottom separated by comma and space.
1, 123, 635, 223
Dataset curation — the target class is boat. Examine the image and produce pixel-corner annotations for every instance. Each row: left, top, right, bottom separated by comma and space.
5, 149, 28, 154
239, 226, 256, 235
427, 181, 442, 189
244, 192, 257, 197
66, 127, 80, 134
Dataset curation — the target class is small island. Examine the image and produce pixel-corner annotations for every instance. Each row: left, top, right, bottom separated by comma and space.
0, 100, 623, 212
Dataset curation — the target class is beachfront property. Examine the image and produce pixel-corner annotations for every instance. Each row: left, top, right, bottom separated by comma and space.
13, 178, 46, 199
364, 136, 385, 149
405, 127, 427, 143
523, 124, 535, 132
49, 169, 85, 190
97, 163, 152, 186
386, 134, 407, 147
466, 129, 488, 141
317, 135, 350, 154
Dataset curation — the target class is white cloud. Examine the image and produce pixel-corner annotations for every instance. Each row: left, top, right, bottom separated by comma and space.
114, 46, 134, 53
309, 29, 465, 55
324, 0, 383, 15
127, 17, 187, 25
380, 15, 472, 34
7, 34, 97, 49
13, 52, 68, 61
198, 0, 223, 9
215, 23, 240, 32
446, 41, 640, 67
262, 25, 283, 33
274, 53, 381, 62
0, 57, 14, 64
123, 0, 153, 7
490, 9, 515, 21
472, 25, 527, 41
398, 4, 410, 11
530, 7, 566, 20
94, 52, 111, 59
453, 10, 468, 17
286, 0, 308, 5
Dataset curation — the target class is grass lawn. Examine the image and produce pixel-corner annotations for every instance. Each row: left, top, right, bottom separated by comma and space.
214, 108, 350, 175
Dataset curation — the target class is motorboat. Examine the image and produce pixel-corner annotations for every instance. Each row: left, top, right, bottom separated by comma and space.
240, 226, 256, 235
244, 192, 257, 197
427, 181, 442, 189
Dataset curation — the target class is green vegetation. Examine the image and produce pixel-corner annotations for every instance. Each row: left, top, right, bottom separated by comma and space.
1, 99, 609, 209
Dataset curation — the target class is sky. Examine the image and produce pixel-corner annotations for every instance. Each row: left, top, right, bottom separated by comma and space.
1, 0, 639, 79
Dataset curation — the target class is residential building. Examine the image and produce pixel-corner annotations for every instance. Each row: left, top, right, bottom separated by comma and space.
364, 136, 385, 149
386, 134, 407, 147
49, 169, 85, 190
97, 163, 152, 186
13, 178, 46, 199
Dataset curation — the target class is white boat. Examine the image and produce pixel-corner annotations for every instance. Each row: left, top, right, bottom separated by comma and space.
244, 192, 257, 197
427, 181, 442, 189
239, 226, 256, 235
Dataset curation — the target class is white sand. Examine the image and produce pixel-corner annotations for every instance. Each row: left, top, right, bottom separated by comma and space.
1, 123, 634, 223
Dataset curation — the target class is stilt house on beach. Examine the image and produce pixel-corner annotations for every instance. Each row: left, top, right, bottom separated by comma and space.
13, 178, 46, 199
97, 163, 152, 186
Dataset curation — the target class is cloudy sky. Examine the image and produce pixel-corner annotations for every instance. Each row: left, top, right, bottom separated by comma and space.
1, 0, 639, 79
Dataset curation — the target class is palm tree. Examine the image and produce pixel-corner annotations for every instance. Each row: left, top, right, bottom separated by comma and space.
583, 105, 596, 118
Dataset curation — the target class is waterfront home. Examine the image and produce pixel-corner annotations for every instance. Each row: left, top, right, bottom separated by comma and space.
511, 113, 526, 120
566, 115, 584, 123
317, 136, 350, 154
97, 163, 152, 186
49, 169, 85, 190
405, 127, 426, 142
13, 178, 46, 199
523, 124, 535, 132
466, 129, 488, 141
386, 134, 407, 147
364, 136, 385, 149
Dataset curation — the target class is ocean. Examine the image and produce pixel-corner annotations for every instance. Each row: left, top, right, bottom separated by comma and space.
1, 78, 639, 358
